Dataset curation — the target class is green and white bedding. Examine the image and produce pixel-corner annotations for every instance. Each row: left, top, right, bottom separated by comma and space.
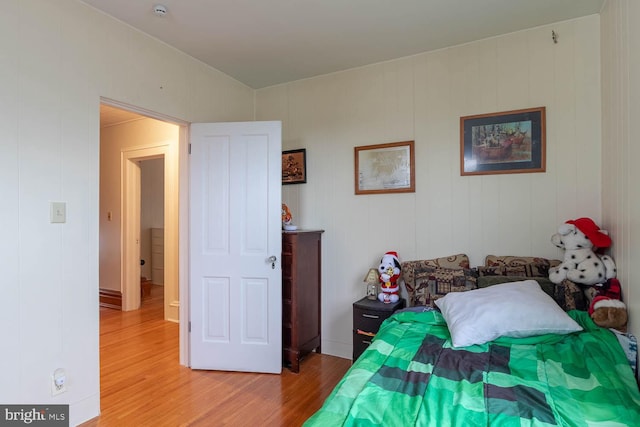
305, 310, 640, 426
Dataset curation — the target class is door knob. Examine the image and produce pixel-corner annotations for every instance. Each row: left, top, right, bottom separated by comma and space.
268, 255, 277, 269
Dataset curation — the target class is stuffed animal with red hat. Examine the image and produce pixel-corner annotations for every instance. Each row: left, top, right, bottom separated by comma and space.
548, 217, 617, 286
589, 278, 628, 332
378, 251, 401, 304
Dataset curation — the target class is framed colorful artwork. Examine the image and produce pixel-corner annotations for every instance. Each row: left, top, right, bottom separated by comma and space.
460, 107, 546, 176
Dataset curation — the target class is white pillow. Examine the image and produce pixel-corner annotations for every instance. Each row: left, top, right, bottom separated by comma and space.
434, 280, 582, 347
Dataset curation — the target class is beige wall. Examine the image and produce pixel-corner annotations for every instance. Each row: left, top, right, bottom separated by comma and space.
0, 0, 253, 424
601, 0, 640, 345
256, 15, 603, 359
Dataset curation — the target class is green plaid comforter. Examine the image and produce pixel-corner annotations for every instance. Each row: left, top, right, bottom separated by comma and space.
305, 310, 640, 426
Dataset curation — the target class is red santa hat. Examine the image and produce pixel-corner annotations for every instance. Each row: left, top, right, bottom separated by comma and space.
588, 278, 625, 315
566, 217, 611, 249
384, 251, 399, 262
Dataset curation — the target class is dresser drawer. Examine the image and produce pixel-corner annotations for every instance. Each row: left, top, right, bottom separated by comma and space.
353, 307, 387, 334
352, 331, 374, 361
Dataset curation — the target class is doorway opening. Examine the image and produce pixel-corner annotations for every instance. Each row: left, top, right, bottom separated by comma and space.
98, 98, 191, 366
140, 157, 165, 304
98, 102, 181, 320
96, 100, 193, 424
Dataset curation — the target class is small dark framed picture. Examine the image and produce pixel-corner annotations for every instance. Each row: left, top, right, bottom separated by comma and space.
282, 149, 307, 184
460, 107, 546, 176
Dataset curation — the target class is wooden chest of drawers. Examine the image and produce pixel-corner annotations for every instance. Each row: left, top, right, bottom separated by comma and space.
282, 230, 324, 372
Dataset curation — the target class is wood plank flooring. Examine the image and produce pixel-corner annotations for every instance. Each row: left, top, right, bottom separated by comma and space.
80, 285, 351, 427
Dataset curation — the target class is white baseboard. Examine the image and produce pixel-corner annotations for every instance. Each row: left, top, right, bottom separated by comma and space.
70, 393, 100, 426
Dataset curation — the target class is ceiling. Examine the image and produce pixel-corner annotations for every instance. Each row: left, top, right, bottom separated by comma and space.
100, 104, 147, 128
81, 0, 604, 90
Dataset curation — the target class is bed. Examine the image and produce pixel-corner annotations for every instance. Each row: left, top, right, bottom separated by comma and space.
304, 255, 640, 427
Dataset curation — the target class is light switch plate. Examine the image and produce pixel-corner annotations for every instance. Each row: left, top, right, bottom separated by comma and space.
50, 202, 66, 223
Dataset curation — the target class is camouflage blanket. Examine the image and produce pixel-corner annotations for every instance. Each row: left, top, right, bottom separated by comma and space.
305, 310, 640, 426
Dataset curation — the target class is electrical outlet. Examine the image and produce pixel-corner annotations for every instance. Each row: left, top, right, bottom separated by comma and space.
51, 369, 67, 396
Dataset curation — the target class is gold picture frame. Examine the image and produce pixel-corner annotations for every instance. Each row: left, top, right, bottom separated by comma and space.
355, 141, 415, 195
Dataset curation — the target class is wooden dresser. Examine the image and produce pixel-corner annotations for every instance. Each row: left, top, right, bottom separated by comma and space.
282, 230, 324, 372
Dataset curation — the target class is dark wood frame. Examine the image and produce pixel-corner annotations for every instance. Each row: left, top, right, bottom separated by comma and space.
460, 107, 546, 176
354, 141, 415, 195
282, 148, 307, 184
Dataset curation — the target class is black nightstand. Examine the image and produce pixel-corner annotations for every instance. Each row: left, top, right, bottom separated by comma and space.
352, 297, 405, 361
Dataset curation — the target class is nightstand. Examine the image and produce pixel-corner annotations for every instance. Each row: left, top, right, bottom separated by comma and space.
352, 297, 405, 361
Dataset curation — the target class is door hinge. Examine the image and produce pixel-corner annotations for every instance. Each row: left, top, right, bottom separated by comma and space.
188, 321, 191, 333
188, 143, 191, 154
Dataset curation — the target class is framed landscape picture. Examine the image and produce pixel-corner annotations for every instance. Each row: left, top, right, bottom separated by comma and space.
460, 107, 546, 176
355, 141, 415, 195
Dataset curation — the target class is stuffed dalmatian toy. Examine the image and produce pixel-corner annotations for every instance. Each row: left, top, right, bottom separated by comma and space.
548, 218, 617, 286
378, 251, 401, 303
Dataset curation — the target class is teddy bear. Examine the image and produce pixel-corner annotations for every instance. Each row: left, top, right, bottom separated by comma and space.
548, 217, 617, 286
378, 251, 401, 304
588, 278, 628, 332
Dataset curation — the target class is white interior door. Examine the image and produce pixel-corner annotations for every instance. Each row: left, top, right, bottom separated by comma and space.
189, 121, 282, 373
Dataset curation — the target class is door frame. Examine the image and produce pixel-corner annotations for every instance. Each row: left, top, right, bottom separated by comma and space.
121, 147, 168, 311
121, 152, 141, 312
101, 97, 191, 365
